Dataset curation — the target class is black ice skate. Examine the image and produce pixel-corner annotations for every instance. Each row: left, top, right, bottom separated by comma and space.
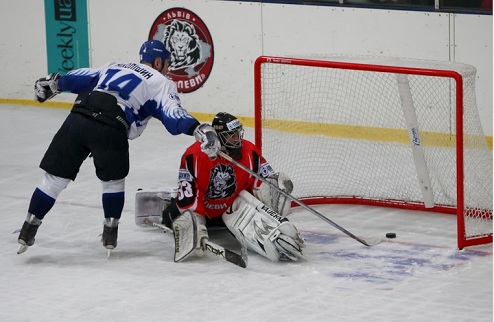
17, 214, 42, 254
102, 218, 119, 250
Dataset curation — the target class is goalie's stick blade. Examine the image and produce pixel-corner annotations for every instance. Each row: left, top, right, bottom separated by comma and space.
224, 248, 247, 268
203, 240, 247, 268
145, 218, 247, 268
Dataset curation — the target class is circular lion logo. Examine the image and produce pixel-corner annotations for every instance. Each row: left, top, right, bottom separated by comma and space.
148, 8, 214, 93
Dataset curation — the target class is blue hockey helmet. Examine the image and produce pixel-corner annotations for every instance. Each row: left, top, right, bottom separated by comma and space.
139, 40, 171, 64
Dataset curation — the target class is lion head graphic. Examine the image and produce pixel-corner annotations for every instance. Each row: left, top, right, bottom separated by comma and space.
149, 8, 214, 93
153, 19, 212, 74
164, 20, 200, 70
205, 164, 237, 199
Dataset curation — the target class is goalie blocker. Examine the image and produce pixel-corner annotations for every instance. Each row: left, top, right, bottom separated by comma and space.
135, 188, 176, 226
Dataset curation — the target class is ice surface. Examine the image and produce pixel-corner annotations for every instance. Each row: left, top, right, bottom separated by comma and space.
0, 104, 491, 322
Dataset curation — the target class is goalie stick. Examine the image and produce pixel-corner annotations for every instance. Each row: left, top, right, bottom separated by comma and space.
218, 151, 383, 247
143, 219, 247, 268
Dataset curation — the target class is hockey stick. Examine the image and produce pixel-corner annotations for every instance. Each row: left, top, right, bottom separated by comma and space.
218, 151, 383, 247
143, 219, 247, 268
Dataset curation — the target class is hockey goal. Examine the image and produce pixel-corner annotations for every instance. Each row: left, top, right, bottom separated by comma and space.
254, 55, 492, 249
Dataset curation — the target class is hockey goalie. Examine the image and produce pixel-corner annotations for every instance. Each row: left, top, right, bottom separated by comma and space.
135, 112, 305, 263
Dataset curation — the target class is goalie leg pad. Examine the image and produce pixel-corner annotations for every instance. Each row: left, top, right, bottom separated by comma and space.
222, 190, 305, 262
173, 210, 208, 262
274, 225, 305, 261
135, 188, 176, 226
253, 172, 293, 216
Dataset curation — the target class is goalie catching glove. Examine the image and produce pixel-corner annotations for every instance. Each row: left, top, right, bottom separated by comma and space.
194, 123, 221, 160
223, 190, 305, 262
34, 73, 61, 103
253, 172, 294, 217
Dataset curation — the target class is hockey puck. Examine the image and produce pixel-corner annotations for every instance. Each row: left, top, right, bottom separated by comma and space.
386, 233, 396, 238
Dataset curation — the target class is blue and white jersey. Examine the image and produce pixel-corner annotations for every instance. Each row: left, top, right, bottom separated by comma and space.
57, 62, 199, 139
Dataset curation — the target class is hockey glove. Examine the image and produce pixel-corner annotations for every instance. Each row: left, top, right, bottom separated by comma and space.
134, 188, 176, 226
34, 73, 61, 103
253, 172, 294, 216
194, 123, 221, 160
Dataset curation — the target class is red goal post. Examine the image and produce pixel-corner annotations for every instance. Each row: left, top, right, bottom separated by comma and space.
254, 55, 492, 249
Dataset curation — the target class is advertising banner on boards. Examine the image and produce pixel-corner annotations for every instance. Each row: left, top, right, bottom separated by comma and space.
44, 0, 90, 74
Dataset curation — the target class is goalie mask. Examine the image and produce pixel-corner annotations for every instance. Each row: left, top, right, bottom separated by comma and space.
212, 112, 244, 159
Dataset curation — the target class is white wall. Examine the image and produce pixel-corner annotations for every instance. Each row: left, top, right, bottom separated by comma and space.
0, 0, 491, 135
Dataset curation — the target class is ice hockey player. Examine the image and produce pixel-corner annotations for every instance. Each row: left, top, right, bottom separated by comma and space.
135, 112, 305, 262
16, 40, 220, 255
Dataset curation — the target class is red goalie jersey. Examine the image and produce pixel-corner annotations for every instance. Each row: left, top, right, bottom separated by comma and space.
176, 140, 275, 219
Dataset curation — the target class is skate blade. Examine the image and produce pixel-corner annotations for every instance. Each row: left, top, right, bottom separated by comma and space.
17, 244, 29, 254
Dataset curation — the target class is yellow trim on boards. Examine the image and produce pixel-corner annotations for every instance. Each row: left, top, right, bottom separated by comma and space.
1, 98, 73, 109
1, 98, 491, 150
262, 119, 493, 150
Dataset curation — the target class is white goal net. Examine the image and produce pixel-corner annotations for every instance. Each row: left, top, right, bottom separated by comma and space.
254, 55, 492, 249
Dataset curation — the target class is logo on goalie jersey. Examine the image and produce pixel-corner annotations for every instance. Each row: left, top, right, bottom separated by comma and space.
205, 164, 237, 199
148, 8, 214, 93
